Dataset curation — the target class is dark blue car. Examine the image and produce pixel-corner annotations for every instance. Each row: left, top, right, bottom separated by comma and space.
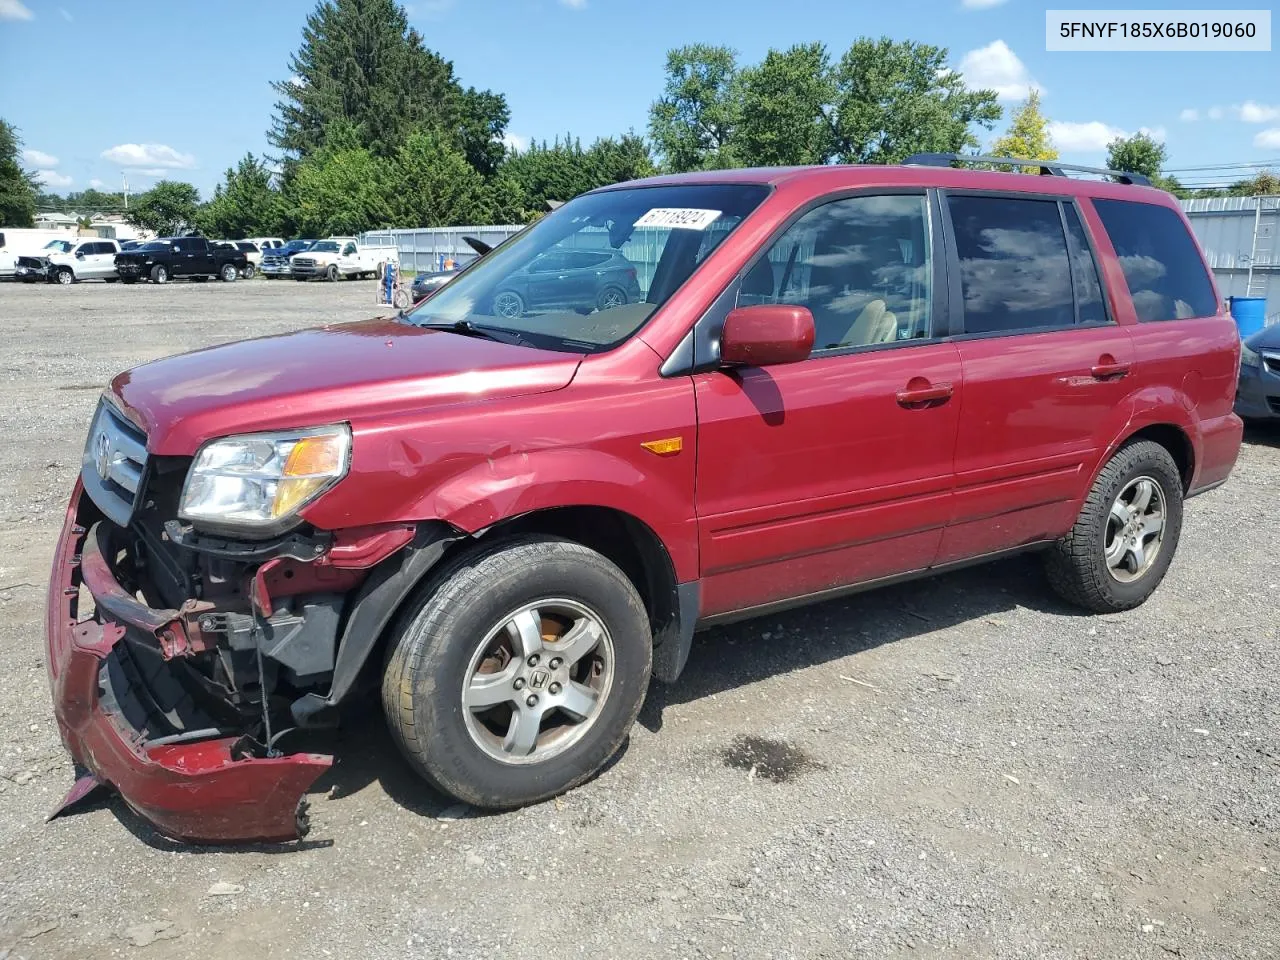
1236, 322, 1280, 420
490, 249, 642, 319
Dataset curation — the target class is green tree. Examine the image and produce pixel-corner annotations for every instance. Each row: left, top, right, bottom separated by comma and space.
991, 90, 1058, 171
1228, 170, 1280, 196
499, 134, 657, 220
737, 44, 834, 166
1105, 132, 1165, 180
648, 44, 741, 172
828, 38, 1002, 164
125, 181, 201, 236
197, 154, 284, 238
0, 119, 39, 228
269, 0, 508, 175
391, 130, 493, 227
286, 131, 395, 236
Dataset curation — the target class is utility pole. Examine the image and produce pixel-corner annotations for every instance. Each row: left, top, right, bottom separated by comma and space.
122, 172, 129, 212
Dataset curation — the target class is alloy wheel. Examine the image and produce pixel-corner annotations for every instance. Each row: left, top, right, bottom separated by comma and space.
1104, 476, 1166, 582
461, 599, 614, 765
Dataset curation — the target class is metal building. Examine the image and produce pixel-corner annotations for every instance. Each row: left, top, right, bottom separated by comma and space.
1180, 196, 1280, 324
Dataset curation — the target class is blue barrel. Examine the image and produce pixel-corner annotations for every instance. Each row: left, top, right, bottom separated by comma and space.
1228, 296, 1266, 338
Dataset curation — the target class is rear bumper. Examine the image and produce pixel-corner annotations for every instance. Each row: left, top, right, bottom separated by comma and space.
46, 483, 331, 843
1191, 411, 1245, 494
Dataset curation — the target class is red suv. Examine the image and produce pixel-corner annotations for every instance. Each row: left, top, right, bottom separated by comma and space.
47, 156, 1242, 843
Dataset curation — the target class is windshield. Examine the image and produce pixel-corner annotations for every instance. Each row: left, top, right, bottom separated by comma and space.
405, 183, 769, 352
311, 241, 340, 253
43, 240, 73, 253
282, 240, 313, 253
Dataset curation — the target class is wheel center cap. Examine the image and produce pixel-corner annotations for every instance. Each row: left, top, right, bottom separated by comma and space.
529, 669, 549, 690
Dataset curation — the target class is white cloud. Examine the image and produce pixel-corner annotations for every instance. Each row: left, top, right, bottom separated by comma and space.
22, 148, 58, 167
1047, 121, 1166, 153
958, 40, 1039, 101
0, 0, 33, 20
101, 143, 196, 169
1179, 108, 1199, 122
1236, 101, 1280, 123
1207, 106, 1224, 120
58, 6, 71, 20
88, 178, 105, 189
1255, 128, 1280, 149
560, 0, 587, 7
133, 168, 169, 177
502, 132, 529, 153
961, 0, 1008, 7
1048, 120, 1125, 152
37, 170, 72, 189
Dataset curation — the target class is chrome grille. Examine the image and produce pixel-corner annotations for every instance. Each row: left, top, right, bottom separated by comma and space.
1263, 351, 1280, 376
81, 400, 149, 526
292, 258, 316, 269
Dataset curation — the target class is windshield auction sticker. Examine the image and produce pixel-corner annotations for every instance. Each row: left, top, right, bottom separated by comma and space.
1046, 9, 1270, 50
634, 208, 722, 230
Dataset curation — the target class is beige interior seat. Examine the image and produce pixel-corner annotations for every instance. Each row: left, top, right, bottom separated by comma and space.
840, 298, 897, 347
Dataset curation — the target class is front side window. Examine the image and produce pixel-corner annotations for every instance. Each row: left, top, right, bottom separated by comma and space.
743, 194, 933, 350
407, 183, 769, 352
342, 243, 357, 256
948, 195, 1075, 334
1092, 199, 1217, 322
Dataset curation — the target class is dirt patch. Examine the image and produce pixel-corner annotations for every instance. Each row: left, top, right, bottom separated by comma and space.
721, 734, 822, 783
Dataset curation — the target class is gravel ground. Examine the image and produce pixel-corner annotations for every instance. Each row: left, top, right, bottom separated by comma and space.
0, 279, 1276, 960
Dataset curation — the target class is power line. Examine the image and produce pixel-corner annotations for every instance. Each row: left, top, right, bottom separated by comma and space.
1165, 158, 1280, 172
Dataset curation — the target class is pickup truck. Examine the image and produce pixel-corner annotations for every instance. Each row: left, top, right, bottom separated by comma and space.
290, 237, 398, 281
114, 236, 249, 284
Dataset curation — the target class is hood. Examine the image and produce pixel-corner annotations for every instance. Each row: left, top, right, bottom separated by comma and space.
1245, 323, 1280, 351
295, 249, 338, 260
111, 318, 582, 455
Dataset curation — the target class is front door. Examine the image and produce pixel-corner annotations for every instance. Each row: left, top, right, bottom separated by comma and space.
693, 192, 962, 618
936, 193, 1136, 562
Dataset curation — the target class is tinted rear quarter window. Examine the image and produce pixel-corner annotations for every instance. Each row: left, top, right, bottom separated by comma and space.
947, 195, 1075, 334
1092, 199, 1217, 322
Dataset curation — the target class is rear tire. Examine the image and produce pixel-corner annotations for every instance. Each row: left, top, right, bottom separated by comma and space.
241, 263, 256, 279
381, 537, 652, 809
1044, 439, 1184, 613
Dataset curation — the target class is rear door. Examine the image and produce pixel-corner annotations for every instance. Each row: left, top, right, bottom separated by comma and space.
694, 191, 962, 617
936, 191, 1135, 563
90, 242, 117, 278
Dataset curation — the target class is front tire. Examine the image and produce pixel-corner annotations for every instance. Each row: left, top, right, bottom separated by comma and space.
382, 537, 652, 809
55, 267, 74, 285
1044, 439, 1184, 613
326, 264, 340, 282
150, 264, 168, 284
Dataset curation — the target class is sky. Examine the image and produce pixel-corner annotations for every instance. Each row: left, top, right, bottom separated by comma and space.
1, 0, 1277, 201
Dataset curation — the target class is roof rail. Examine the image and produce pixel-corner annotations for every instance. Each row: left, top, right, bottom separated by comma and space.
903, 152, 1151, 187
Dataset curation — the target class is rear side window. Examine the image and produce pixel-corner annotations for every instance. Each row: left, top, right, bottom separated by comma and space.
1092, 199, 1217, 322
947, 195, 1074, 334
1062, 205, 1107, 325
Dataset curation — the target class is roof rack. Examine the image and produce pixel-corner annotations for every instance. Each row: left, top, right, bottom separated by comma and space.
903, 152, 1151, 187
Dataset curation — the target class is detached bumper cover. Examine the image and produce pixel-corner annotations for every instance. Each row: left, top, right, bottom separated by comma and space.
46, 483, 332, 843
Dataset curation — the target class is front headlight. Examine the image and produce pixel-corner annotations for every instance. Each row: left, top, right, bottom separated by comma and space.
179, 425, 351, 530
1240, 341, 1261, 369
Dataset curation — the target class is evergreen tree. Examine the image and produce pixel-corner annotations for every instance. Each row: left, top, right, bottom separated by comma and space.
197, 154, 284, 238
0, 119, 39, 228
269, 0, 508, 176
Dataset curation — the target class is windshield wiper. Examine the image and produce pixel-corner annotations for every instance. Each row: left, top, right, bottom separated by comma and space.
415, 319, 529, 347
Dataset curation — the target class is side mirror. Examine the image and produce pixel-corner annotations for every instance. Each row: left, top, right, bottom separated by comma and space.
75, 250, 85, 259
720, 304, 815, 367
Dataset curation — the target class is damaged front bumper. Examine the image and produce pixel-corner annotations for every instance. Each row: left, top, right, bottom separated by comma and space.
46, 482, 332, 843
